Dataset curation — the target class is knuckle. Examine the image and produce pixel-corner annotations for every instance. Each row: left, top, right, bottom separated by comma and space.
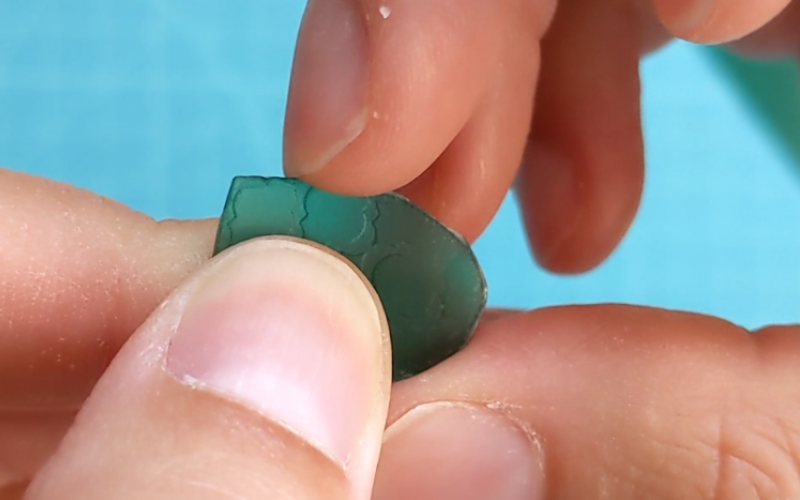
711, 413, 800, 499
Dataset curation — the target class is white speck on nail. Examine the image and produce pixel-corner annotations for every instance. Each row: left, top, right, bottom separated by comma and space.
372, 111, 379, 119
379, 5, 391, 19
181, 374, 205, 389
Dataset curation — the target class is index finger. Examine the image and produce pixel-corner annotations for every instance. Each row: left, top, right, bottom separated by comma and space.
283, 0, 554, 242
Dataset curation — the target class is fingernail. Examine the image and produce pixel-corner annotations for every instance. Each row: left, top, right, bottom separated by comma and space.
523, 140, 582, 269
656, 0, 714, 33
284, 0, 369, 177
373, 403, 544, 500
166, 238, 386, 466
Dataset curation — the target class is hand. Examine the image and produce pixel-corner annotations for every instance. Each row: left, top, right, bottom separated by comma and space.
1, 168, 392, 498
282, 0, 800, 273
5, 169, 800, 499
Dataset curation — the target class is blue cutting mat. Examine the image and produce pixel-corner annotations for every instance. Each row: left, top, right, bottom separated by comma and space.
1, 1, 799, 328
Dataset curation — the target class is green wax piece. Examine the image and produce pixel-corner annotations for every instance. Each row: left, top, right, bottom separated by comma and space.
213, 176, 488, 381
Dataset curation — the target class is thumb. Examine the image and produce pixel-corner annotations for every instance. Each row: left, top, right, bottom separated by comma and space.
24, 237, 391, 500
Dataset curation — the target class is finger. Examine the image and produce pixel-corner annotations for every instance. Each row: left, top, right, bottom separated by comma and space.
0, 412, 73, 484
283, 0, 555, 202
478, 308, 520, 325
375, 305, 800, 499
26, 237, 391, 500
652, 0, 794, 44
727, 0, 800, 56
518, 0, 644, 273
394, 9, 540, 242
0, 168, 216, 411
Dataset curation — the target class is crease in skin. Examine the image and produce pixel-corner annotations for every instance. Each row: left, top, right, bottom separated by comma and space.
711, 407, 800, 498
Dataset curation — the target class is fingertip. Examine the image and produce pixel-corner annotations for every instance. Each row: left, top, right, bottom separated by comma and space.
373, 403, 544, 500
166, 238, 390, 468
284, 0, 509, 196
651, 0, 713, 38
283, 0, 370, 179
518, 141, 642, 274
653, 0, 793, 43
519, 0, 644, 274
27, 238, 391, 500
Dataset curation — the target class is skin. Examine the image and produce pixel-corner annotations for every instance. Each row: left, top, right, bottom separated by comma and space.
2, 1, 800, 498
285, 0, 800, 271
3, 169, 800, 499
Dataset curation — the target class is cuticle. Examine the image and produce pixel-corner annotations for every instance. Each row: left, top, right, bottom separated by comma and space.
385, 399, 543, 446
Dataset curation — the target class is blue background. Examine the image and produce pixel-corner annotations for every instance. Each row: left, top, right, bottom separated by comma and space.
1, 1, 799, 328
